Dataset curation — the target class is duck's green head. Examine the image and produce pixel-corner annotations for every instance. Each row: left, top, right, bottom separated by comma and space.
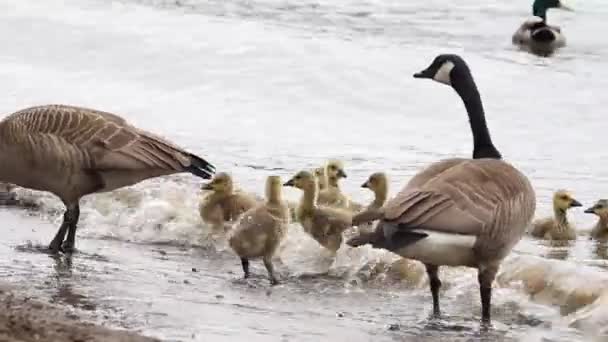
533, 0, 573, 21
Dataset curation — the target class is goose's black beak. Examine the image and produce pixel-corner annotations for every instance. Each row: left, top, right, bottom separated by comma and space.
283, 179, 295, 187
570, 199, 582, 208
413, 68, 433, 79
337, 169, 347, 178
361, 181, 369, 188
584, 207, 596, 214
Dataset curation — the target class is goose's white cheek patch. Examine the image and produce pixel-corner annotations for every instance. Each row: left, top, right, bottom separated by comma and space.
433, 61, 455, 85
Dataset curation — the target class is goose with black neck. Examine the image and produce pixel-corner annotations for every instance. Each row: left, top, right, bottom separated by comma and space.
347, 54, 536, 323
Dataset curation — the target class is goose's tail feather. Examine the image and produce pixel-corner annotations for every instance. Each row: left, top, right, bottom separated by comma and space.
185, 153, 215, 179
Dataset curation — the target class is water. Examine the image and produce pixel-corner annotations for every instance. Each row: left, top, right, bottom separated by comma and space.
1, 0, 608, 340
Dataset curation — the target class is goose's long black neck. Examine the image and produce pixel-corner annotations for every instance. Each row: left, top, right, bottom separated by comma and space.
452, 71, 502, 160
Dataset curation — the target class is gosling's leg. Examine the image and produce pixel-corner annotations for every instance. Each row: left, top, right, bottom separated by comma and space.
263, 256, 278, 286
425, 264, 441, 317
62, 204, 80, 253
49, 204, 79, 253
241, 258, 250, 279
478, 264, 498, 323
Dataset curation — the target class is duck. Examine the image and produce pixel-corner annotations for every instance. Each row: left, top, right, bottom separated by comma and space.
346, 54, 536, 323
283, 170, 352, 253
512, 0, 573, 57
584, 199, 608, 240
529, 190, 581, 240
199, 172, 258, 232
228, 175, 290, 285
0, 104, 215, 253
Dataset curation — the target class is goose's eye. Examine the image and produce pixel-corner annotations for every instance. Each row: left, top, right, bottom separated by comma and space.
560, 195, 569, 201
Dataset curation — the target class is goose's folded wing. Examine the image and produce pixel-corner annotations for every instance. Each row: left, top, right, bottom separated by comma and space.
383, 161, 515, 236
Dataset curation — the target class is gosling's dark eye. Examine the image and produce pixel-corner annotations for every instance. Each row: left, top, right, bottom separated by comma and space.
295, 176, 301, 180
560, 196, 569, 201
598, 205, 604, 209
330, 166, 336, 170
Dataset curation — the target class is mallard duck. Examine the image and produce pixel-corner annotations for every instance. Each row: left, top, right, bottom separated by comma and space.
512, 0, 573, 56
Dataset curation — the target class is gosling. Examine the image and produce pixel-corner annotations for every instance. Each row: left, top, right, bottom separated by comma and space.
228, 176, 290, 285
355, 172, 389, 232
199, 172, 258, 232
284, 170, 352, 253
585, 199, 608, 240
530, 190, 582, 240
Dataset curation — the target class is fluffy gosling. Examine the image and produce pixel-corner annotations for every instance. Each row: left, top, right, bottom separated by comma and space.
228, 176, 290, 285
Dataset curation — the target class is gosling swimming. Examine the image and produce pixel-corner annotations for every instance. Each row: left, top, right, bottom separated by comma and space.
530, 190, 581, 241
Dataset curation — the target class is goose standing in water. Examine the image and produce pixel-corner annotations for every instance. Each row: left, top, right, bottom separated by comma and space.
347, 54, 536, 322
512, 0, 573, 57
585, 200, 608, 240
0, 105, 215, 253
529, 190, 581, 240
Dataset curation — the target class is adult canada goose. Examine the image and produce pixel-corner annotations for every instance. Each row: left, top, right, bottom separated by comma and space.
347, 54, 536, 322
512, 0, 573, 57
529, 190, 581, 240
199, 172, 258, 232
228, 176, 290, 285
0, 104, 215, 253
0, 182, 17, 205
284, 170, 352, 253
585, 199, 608, 240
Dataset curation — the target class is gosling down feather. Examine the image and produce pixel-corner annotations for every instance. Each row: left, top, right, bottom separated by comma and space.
199, 172, 258, 232
585, 200, 608, 240
0, 104, 215, 253
228, 176, 290, 285
529, 190, 581, 241
347, 54, 536, 322
284, 170, 352, 253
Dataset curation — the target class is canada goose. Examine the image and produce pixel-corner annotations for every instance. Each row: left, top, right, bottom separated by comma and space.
199, 172, 258, 232
355, 172, 389, 232
313, 167, 328, 191
0, 104, 215, 253
228, 175, 290, 285
0, 182, 17, 205
529, 190, 581, 240
346, 54, 536, 323
317, 174, 350, 209
512, 0, 573, 57
284, 170, 352, 253
585, 200, 608, 240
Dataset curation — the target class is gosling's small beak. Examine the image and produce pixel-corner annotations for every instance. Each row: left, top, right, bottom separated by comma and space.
283, 179, 295, 187
201, 182, 213, 190
337, 169, 347, 178
361, 181, 369, 188
413, 68, 433, 79
584, 207, 596, 214
570, 199, 583, 208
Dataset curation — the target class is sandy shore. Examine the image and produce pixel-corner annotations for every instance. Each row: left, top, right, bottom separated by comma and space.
0, 284, 159, 342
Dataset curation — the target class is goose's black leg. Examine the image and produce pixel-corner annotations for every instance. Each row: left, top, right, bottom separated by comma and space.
241, 258, 250, 279
62, 204, 80, 253
478, 264, 498, 323
49, 204, 79, 254
425, 264, 441, 317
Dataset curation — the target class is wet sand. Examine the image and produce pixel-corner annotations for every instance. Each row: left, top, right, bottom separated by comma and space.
0, 284, 158, 342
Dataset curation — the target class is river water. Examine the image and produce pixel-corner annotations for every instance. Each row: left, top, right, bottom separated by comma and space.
1, 0, 608, 341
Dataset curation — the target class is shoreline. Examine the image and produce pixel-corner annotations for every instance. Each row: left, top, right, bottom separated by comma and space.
0, 283, 159, 342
